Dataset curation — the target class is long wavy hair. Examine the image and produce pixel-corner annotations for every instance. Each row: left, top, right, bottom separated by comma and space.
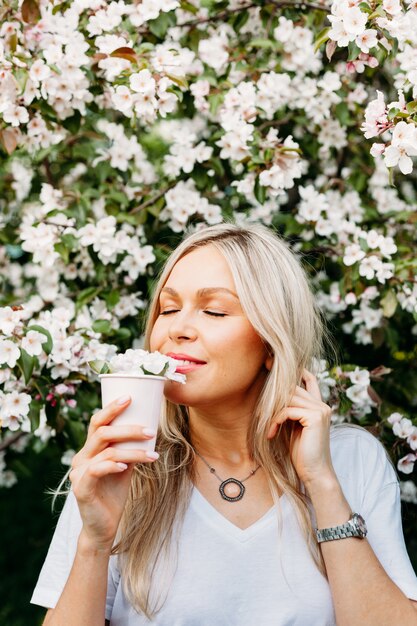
114, 221, 330, 618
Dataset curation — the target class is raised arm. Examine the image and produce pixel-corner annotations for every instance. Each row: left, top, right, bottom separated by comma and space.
268, 369, 417, 625
42, 395, 158, 626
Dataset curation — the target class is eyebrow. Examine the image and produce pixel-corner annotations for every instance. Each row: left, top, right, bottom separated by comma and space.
160, 287, 239, 299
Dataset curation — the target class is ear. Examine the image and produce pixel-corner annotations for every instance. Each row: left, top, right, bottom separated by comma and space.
265, 349, 274, 371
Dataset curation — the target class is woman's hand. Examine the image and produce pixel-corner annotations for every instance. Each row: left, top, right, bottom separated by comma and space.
267, 369, 336, 490
69, 396, 158, 552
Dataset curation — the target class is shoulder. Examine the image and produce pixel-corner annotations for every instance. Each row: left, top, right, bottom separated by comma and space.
329, 423, 391, 463
329, 424, 398, 501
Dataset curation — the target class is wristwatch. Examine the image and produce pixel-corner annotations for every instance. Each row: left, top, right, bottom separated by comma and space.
316, 513, 367, 543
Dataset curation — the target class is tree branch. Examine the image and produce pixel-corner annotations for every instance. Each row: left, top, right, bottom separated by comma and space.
129, 182, 177, 214
0, 432, 25, 452
176, 0, 330, 29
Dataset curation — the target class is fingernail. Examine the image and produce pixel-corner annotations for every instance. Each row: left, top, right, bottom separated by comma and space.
146, 451, 159, 460
143, 428, 156, 437
117, 462, 128, 470
117, 395, 130, 405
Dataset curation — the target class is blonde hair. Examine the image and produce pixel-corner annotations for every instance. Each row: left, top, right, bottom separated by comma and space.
115, 221, 329, 618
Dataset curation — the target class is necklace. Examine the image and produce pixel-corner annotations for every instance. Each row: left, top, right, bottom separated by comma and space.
193, 449, 261, 502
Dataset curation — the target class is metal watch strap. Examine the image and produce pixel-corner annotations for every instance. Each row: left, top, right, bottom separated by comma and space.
316, 513, 367, 543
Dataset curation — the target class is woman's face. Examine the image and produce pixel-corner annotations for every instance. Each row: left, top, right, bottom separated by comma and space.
150, 244, 271, 410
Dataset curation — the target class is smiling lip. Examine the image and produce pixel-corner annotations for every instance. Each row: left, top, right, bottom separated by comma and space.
166, 352, 207, 374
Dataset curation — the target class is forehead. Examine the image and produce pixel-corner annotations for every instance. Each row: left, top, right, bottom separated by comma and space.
163, 245, 236, 292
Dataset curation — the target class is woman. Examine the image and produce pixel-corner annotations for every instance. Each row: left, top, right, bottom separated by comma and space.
32, 222, 417, 625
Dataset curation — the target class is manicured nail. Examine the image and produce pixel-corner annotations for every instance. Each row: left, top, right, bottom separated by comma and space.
117, 395, 130, 405
143, 428, 156, 437
146, 451, 159, 460
117, 462, 128, 470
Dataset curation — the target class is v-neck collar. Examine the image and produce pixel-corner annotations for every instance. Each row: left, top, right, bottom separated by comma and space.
190, 486, 280, 543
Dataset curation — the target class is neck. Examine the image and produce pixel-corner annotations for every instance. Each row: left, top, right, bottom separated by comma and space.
188, 405, 254, 466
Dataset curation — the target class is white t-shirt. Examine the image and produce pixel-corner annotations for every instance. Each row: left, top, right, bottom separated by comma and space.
31, 427, 417, 625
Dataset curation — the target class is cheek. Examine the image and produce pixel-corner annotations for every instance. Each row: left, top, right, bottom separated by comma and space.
149, 320, 163, 352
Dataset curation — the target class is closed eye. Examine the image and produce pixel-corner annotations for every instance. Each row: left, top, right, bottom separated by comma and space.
160, 310, 226, 317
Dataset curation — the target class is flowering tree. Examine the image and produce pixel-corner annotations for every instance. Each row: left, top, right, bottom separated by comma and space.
1, 0, 417, 522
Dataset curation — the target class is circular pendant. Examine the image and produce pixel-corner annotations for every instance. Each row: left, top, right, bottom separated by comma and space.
219, 478, 245, 502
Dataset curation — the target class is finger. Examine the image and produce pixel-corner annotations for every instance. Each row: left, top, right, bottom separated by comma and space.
289, 390, 323, 409
71, 449, 159, 491
95, 446, 160, 465
301, 369, 322, 401
82, 425, 157, 458
267, 407, 329, 438
88, 396, 132, 434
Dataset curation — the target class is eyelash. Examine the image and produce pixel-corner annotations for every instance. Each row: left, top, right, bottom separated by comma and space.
160, 310, 226, 317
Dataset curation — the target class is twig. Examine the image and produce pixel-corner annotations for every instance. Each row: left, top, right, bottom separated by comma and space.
0, 432, 24, 452
129, 182, 177, 214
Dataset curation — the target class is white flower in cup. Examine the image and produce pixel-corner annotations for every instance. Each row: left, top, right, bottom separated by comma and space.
89, 348, 186, 383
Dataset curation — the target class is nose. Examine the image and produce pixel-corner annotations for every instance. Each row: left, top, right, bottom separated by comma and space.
168, 308, 198, 342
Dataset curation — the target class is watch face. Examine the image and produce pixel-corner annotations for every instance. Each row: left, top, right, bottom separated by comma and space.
353, 513, 367, 537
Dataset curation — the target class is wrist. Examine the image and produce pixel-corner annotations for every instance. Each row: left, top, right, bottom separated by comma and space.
77, 529, 114, 558
304, 470, 341, 499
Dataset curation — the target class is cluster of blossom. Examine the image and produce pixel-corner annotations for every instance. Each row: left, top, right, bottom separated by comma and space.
362, 91, 417, 174
258, 133, 305, 198
92, 348, 186, 383
163, 134, 213, 178
273, 17, 322, 76
344, 287, 384, 346
87, 1, 180, 34
400, 481, 417, 504
311, 361, 380, 426
93, 120, 157, 180
0, 295, 147, 478
345, 367, 376, 416
387, 412, 417, 475
160, 180, 222, 233
296, 185, 364, 239
111, 69, 178, 124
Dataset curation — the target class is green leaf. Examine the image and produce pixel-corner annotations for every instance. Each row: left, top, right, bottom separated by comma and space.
66, 418, 87, 449
369, 5, 386, 19
76, 286, 102, 310
388, 107, 399, 120
88, 360, 110, 375
61, 233, 79, 250
104, 290, 120, 309
113, 327, 132, 341
232, 9, 249, 32
29, 401, 41, 431
254, 176, 267, 205
62, 111, 81, 134
148, 12, 175, 38
52, 0, 72, 13
406, 101, 417, 114
27, 325, 53, 355
18, 348, 36, 384
180, 0, 199, 14
314, 27, 330, 52
248, 38, 276, 49
92, 319, 113, 335
209, 93, 224, 115
54, 241, 69, 264
381, 289, 398, 318
5, 244, 24, 259
335, 102, 352, 126
347, 41, 361, 61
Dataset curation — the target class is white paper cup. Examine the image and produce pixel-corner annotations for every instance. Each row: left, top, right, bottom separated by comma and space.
100, 373, 166, 451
